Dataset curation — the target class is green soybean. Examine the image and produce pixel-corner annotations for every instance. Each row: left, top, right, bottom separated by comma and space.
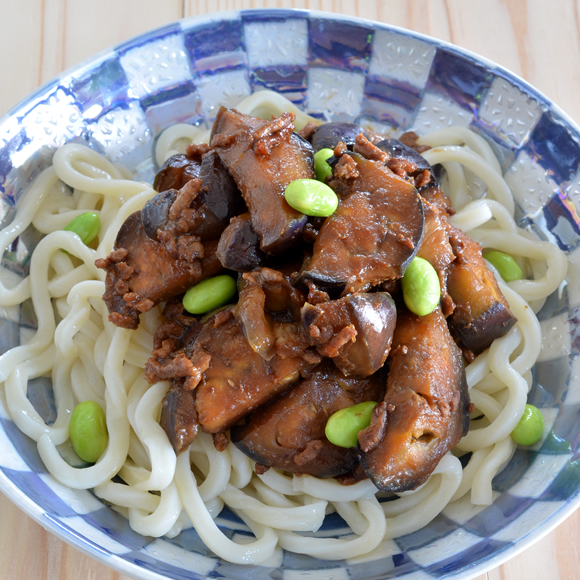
284, 178, 339, 217
401, 256, 441, 316
325, 401, 378, 448
64, 212, 101, 245
511, 404, 544, 445
313, 148, 334, 182
69, 401, 108, 463
183, 274, 237, 315
483, 249, 523, 282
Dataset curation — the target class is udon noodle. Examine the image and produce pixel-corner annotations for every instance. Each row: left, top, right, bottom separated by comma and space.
0, 91, 567, 565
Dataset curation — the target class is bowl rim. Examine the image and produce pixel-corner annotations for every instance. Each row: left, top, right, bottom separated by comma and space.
0, 8, 579, 580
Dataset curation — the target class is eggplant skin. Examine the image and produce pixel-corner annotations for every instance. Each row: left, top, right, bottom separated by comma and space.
144, 151, 245, 244
141, 189, 177, 241
301, 153, 424, 293
446, 225, 517, 355
193, 150, 247, 242
231, 361, 385, 478
160, 386, 199, 454
375, 138, 432, 173
301, 292, 397, 378
210, 107, 311, 255
358, 306, 470, 492
451, 301, 517, 355
97, 212, 223, 329
153, 153, 201, 193
310, 122, 368, 152
216, 213, 270, 272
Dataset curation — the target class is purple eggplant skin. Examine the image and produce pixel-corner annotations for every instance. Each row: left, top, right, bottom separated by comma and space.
375, 139, 433, 173
216, 213, 271, 272
231, 361, 386, 478
99, 212, 223, 330
141, 189, 178, 241
311, 122, 369, 152
143, 151, 246, 244
358, 306, 471, 493
160, 385, 199, 454
194, 150, 247, 241
153, 153, 201, 192
210, 107, 311, 255
301, 153, 425, 293
302, 292, 397, 378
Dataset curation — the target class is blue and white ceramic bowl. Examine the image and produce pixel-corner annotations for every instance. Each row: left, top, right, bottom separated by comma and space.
1, 9, 579, 580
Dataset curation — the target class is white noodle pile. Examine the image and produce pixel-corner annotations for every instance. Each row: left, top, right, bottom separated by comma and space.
0, 91, 567, 564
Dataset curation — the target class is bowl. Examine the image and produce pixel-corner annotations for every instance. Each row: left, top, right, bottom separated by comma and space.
0, 8, 579, 580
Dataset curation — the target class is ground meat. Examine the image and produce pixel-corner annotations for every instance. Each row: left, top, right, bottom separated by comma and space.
297, 121, 319, 141
353, 133, 390, 163
399, 131, 431, 154
333, 154, 360, 180
252, 112, 295, 157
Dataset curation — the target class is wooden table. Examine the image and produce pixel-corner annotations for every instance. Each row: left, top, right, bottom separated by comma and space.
1, 1, 579, 579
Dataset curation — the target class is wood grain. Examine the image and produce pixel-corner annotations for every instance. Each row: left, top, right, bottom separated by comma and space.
1, 1, 579, 579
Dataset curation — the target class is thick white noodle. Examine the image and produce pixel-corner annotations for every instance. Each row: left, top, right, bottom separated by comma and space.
421, 145, 515, 216
418, 127, 502, 173
155, 123, 204, 166
0, 93, 567, 564
277, 497, 387, 560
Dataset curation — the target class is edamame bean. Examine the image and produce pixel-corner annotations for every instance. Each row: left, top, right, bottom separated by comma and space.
64, 212, 101, 245
483, 249, 523, 282
69, 401, 108, 463
313, 148, 334, 182
183, 274, 237, 315
284, 178, 339, 217
401, 256, 441, 316
511, 404, 544, 445
325, 401, 378, 448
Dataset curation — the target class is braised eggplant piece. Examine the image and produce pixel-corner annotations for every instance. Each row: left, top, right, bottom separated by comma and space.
416, 201, 456, 316
301, 292, 397, 378
194, 150, 247, 241
310, 122, 368, 152
141, 189, 177, 241
446, 225, 517, 356
419, 182, 456, 216
358, 306, 471, 492
231, 361, 385, 478
153, 153, 202, 193
301, 151, 424, 293
96, 211, 222, 329
416, 202, 455, 273
155, 305, 319, 437
161, 386, 199, 454
210, 107, 312, 254
375, 138, 432, 174
235, 267, 309, 361
216, 213, 270, 272
193, 309, 318, 434
144, 150, 245, 243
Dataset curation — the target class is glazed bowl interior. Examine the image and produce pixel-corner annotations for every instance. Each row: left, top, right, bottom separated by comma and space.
0, 9, 579, 580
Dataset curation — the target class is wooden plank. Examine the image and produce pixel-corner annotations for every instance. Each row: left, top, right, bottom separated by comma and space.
1, 2, 580, 579
0, 0, 183, 115
0, 1, 43, 116
0, 493, 134, 580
